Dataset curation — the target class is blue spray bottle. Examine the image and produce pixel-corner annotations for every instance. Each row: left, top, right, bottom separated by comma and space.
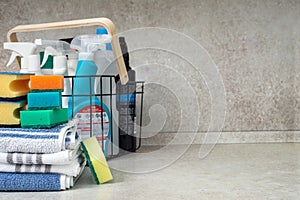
68, 34, 112, 155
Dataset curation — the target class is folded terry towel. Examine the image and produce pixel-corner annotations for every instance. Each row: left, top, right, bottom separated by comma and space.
0, 155, 85, 177
0, 145, 81, 165
0, 120, 79, 153
0, 172, 62, 191
0, 159, 86, 191
0, 173, 74, 191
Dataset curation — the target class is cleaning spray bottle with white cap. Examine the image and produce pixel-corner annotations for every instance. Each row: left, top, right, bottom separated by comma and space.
94, 27, 118, 75
69, 34, 112, 156
3, 42, 41, 74
94, 27, 120, 155
34, 39, 76, 108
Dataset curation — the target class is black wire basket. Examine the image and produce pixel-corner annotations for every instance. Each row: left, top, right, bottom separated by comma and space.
63, 75, 144, 158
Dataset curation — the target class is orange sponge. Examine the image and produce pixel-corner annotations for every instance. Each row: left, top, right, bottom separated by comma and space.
30, 75, 64, 91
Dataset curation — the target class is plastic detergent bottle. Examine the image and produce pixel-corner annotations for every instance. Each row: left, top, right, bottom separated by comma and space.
94, 27, 120, 156
116, 37, 137, 152
94, 27, 118, 75
4, 42, 41, 74
34, 39, 75, 108
69, 34, 112, 156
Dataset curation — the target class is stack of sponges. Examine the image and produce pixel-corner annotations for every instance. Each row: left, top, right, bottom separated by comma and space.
20, 75, 68, 128
0, 75, 85, 191
0, 72, 31, 126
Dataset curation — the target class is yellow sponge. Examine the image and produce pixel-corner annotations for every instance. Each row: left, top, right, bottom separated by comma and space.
0, 72, 31, 98
0, 100, 26, 125
81, 137, 113, 184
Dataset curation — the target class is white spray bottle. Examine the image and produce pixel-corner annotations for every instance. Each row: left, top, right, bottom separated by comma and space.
34, 39, 75, 108
3, 42, 41, 74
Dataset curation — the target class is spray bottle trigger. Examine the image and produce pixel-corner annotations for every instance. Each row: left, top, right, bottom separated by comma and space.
41, 46, 59, 67
6, 51, 20, 67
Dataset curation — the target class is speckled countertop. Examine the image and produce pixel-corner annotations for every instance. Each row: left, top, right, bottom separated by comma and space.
0, 143, 299, 199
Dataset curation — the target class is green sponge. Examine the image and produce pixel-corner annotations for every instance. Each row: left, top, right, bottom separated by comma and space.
81, 137, 113, 184
20, 108, 68, 128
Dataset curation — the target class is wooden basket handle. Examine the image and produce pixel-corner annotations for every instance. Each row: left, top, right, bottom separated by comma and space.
7, 17, 128, 84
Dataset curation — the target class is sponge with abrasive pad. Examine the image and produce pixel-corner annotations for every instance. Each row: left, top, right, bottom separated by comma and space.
20, 108, 68, 128
0, 72, 32, 99
27, 91, 62, 110
0, 100, 26, 125
30, 75, 64, 91
81, 137, 113, 184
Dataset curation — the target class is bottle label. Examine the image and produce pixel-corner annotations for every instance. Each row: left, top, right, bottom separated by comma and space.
75, 105, 110, 149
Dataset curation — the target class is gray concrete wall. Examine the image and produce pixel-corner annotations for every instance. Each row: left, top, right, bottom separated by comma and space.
0, 0, 299, 134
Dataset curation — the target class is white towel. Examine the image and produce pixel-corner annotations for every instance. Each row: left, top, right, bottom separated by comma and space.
0, 145, 81, 165
0, 120, 80, 153
61, 161, 86, 190
0, 155, 85, 177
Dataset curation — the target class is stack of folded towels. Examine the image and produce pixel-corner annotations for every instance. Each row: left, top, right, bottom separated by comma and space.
0, 74, 85, 191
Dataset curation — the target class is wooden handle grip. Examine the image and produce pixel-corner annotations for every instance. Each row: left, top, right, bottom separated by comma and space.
7, 18, 128, 84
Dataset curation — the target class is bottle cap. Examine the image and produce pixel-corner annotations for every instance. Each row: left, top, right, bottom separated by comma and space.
53, 55, 67, 75
96, 27, 108, 35
54, 55, 67, 68
20, 57, 28, 73
27, 55, 41, 74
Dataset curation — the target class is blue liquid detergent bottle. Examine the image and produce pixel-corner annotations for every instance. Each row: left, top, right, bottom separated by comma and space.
68, 34, 112, 156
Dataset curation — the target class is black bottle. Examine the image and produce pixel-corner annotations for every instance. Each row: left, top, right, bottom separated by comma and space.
115, 37, 137, 152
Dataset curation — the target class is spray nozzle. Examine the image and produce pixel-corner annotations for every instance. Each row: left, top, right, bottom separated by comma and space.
70, 34, 112, 53
34, 39, 75, 68
87, 42, 106, 52
35, 39, 71, 51
4, 42, 37, 67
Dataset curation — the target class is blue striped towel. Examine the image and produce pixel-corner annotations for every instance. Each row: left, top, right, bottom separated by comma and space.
0, 173, 62, 191
0, 120, 80, 153
0, 158, 86, 191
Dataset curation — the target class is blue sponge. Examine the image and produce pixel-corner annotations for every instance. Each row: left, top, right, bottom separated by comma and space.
28, 91, 62, 110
